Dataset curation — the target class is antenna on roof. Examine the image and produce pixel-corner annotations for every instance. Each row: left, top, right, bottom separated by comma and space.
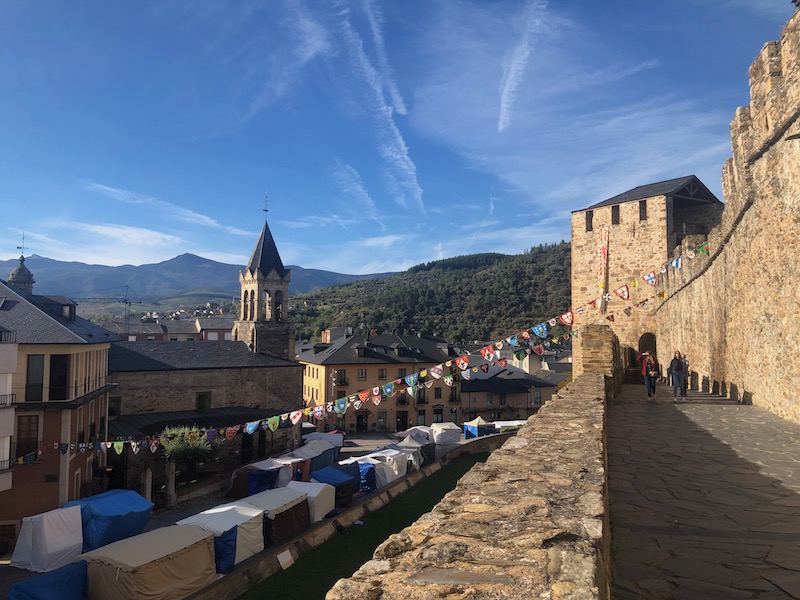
16, 232, 28, 257
263, 192, 268, 215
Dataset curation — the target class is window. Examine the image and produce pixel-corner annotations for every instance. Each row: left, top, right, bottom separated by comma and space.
397, 368, 407, 378
146, 335, 156, 341
49, 354, 70, 401
500, 393, 506, 406
16, 415, 39, 458
357, 369, 367, 381
224, 332, 232, 341
196, 391, 212, 413
534, 389, 542, 405
377, 411, 387, 429
207, 332, 219, 341
611, 205, 620, 225
487, 393, 493, 408
335, 370, 348, 386
25, 355, 44, 402
186, 336, 195, 342
449, 408, 458, 423
169, 336, 178, 342
433, 407, 443, 423
128, 335, 137, 342
639, 200, 647, 221
336, 390, 347, 399
585, 210, 594, 232
378, 368, 387, 380
416, 409, 426, 425
109, 396, 122, 417
434, 387, 442, 399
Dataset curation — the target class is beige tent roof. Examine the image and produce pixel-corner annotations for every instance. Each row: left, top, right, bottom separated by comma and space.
463, 416, 492, 426
79, 525, 212, 570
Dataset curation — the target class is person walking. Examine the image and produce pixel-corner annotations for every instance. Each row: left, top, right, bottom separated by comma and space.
636, 351, 659, 398
667, 350, 688, 401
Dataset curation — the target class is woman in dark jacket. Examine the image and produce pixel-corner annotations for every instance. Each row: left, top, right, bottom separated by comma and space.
667, 351, 687, 401
636, 352, 658, 398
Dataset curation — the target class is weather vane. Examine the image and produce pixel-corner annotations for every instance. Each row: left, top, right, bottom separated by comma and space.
264, 192, 268, 215
16, 232, 28, 257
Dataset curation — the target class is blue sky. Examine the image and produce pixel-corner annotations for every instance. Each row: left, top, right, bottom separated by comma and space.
0, 1, 794, 274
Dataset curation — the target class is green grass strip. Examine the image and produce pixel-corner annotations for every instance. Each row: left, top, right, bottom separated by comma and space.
237, 452, 489, 600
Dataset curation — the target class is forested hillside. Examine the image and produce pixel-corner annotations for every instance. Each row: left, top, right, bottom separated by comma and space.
289, 242, 571, 342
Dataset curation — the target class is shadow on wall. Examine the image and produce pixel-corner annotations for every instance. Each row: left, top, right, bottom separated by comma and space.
729, 383, 754, 405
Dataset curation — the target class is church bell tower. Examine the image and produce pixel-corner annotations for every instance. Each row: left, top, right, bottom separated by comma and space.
232, 201, 294, 360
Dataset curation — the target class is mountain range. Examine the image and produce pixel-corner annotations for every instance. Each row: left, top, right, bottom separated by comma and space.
0, 254, 395, 301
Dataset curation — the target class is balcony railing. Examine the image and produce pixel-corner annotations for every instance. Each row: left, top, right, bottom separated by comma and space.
0, 330, 16, 344
0, 458, 12, 472
334, 377, 349, 387
0, 393, 15, 407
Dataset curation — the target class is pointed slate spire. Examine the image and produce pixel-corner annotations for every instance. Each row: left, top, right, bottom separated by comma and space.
246, 220, 289, 279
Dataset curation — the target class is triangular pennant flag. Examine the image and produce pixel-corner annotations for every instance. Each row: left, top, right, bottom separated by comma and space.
353, 399, 363, 410
659, 265, 667, 274
371, 395, 382, 406
606, 315, 615, 322
532, 323, 548, 338
113, 442, 124, 455
404, 373, 419, 387
290, 410, 304, 425
631, 279, 639, 288
643, 272, 657, 286
314, 406, 325, 419
533, 345, 544, 356
358, 389, 370, 402
658, 291, 667, 300
60, 443, 69, 455
613, 285, 630, 301
225, 426, 239, 441
461, 369, 472, 380
623, 307, 632, 317
514, 349, 527, 361
443, 375, 454, 387
245, 421, 259, 435
559, 311, 574, 326
130, 441, 140, 454
455, 356, 470, 370
429, 365, 444, 379
479, 364, 489, 373
268, 416, 280, 432
670, 256, 682, 269
207, 429, 218, 443
520, 330, 531, 340
425, 380, 433, 388
419, 369, 427, 378
507, 334, 518, 346
372, 387, 381, 396
686, 249, 696, 259
79, 443, 86, 453
383, 383, 396, 397
150, 439, 159, 453
407, 385, 417, 396
326, 402, 334, 413
335, 397, 348, 414
497, 358, 507, 368
548, 318, 557, 327
494, 341, 503, 350
576, 306, 585, 315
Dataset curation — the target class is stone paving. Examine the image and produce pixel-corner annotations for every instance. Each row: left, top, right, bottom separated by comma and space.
609, 382, 800, 599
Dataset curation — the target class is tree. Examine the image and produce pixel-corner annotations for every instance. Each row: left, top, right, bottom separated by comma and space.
159, 426, 219, 482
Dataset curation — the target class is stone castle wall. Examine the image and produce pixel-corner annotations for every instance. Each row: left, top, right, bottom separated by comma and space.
654, 10, 800, 423
327, 326, 622, 600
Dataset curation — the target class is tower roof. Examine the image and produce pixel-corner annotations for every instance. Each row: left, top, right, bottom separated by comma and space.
8, 255, 35, 288
245, 220, 289, 279
578, 175, 722, 211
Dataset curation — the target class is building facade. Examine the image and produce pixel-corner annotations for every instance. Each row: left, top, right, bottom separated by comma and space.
570, 176, 723, 375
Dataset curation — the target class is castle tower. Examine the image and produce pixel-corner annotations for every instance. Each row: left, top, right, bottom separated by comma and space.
232, 213, 294, 360
569, 176, 723, 375
7, 255, 35, 294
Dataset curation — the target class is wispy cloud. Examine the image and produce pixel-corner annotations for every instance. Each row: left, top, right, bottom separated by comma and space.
498, 0, 547, 133
331, 162, 386, 230
363, 0, 407, 116
76, 223, 185, 247
359, 234, 405, 248
85, 181, 252, 236
339, 8, 424, 214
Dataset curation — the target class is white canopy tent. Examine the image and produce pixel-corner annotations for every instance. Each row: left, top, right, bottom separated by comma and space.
286, 481, 335, 523
11, 505, 83, 573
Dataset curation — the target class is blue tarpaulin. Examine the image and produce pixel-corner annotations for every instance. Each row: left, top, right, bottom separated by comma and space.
213, 526, 238, 574
247, 467, 281, 496
8, 560, 88, 600
357, 463, 377, 493
63, 490, 153, 552
310, 466, 355, 507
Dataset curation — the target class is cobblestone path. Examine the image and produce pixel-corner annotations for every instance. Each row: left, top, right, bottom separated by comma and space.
609, 383, 800, 599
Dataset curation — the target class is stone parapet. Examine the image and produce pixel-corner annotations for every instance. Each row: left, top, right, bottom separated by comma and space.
326, 372, 611, 600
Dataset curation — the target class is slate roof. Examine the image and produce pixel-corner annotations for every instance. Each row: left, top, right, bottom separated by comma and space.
461, 368, 565, 393
580, 175, 722, 211
109, 340, 302, 372
108, 406, 292, 439
196, 317, 236, 330
246, 220, 290, 279
296, 334, 455, 366
161, 319, 200, 335
0, 279, 121, 344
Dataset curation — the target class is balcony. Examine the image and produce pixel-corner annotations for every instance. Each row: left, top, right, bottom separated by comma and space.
334, 377, 349, 387
0, 393, 15, 408
0, 330, 16, 343
0, 458, 12, 472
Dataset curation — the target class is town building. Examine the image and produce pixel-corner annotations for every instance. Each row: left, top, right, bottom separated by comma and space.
0, 260, 120, 543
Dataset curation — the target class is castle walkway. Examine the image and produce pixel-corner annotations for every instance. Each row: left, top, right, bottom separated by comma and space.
609, 383, 800, 599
